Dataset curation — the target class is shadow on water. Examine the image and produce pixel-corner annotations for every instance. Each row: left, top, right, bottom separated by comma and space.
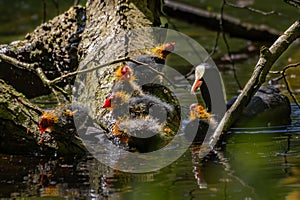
0, 104, 299, 199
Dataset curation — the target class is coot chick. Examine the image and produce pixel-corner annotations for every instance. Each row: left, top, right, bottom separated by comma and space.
111, 117, 166, 152
191, 63, 291, 127
128, 42, 175, 85
184, 104, 216, 143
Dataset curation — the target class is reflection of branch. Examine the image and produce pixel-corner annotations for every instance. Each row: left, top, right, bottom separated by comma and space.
200, 20, 300, 158
214, 150, 257, 195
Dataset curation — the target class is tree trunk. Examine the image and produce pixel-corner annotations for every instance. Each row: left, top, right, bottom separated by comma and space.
0, 6, 86, 98
0, 0, 168, 155
0, 79, 86, 155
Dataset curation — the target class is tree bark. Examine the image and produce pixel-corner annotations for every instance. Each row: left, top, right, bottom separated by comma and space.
0, 0, 167, 155
0, 79, 87, 155
0, 6, 86, 98
74, 0, 176, 131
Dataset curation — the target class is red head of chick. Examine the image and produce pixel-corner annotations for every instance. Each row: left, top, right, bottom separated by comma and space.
38, 109, 74, 134
102, 91, 132, 120
113, 65, 143, 96
151, 42, 175, 59
102, 91, 130, 109
115, 65, 134, 81
38, 110, 59, 133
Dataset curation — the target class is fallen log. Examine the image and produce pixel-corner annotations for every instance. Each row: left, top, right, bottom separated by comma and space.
164, 0, 281, 42
0, 0, 169, 155
0, 6, 86, 99
74, 0, 181, 152
0, 79, 86, 155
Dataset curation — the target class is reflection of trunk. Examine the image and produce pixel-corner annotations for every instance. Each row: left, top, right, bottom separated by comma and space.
164, 0, 280, 42
0, 0, 165, 155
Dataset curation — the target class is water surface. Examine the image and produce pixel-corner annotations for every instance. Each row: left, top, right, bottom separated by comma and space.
1, 0, 300, 199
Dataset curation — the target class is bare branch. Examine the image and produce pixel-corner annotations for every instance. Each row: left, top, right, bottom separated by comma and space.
127, 58, 178, 88
272, 62, 300, 108
0, 53, 70, 102
0, 53, 38, 70
268, 62, 300, 108
49, 57, 131, 85
225, 2, 283, 16
220, 0, 242, 89
284, 0, 300, 8
50, 56, 181, 90
199, 20, 300, 158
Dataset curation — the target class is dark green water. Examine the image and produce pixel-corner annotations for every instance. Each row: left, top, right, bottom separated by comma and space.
1, 0, 300, 199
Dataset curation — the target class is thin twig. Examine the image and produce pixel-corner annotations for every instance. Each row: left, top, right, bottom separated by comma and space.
127, 58, 179, 88
184, 30, 221, 79
220, 0, 242, 90
52, 0, 60, 15
225, 2, 283, 16
268, 62, 300, 107
0, 53, 38, 70
209, 31, 221, 58
49, 57, 131, 85
167, 16, 207, 79
74, 0, 80, 6
43, 0, 46, 23
284, 0, 300, 8
282, 62, 300, 108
